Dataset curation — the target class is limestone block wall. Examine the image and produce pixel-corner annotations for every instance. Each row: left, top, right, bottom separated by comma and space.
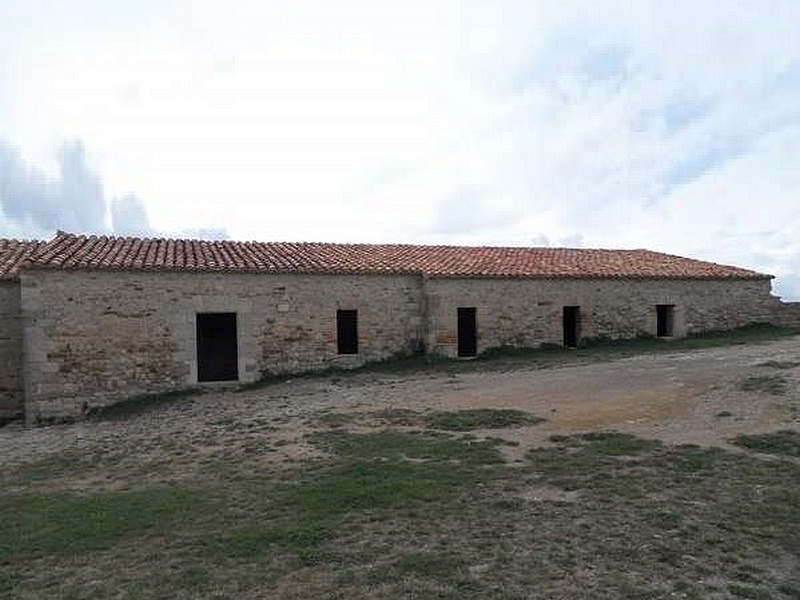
0, 282, 23, 420
18, 267, 779, 422
21, 270, 424, 422
770, 301, 800, 328
425, 277, 776, 357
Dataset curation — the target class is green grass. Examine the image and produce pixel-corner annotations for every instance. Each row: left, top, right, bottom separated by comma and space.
738, 374, 790, 395
218, 430, 503, 565
364, 551, 476, 592
549, 431, 664, 456
371, 408, 545, 431
524, 434, 800, 591
310, 429, 504, 466
758, 360, 800, 369
4, 426, 800, 598
423, 408, 545, 431
224, 519, 334, 564
316, 408, 546, 432
0, 487, 199, 561
371, 407, 424, 426
731, 430, 800, 457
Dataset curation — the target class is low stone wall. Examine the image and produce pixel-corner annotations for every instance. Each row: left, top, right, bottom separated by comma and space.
0, 282, 23, 420
771, 301, 800, 328
21, 270, 424, 423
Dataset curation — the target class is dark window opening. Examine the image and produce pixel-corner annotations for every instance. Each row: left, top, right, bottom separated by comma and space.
337, 309, 358, 354
657, 304, 675, 337
457, 307, 477, 357
563, 306, 580, 348
196, 312, 238, 382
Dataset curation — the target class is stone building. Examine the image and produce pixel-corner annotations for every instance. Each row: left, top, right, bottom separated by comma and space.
0, 231, 794, 424
0, 239, 43, 423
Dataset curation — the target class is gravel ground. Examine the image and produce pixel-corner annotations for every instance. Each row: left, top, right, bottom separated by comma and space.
2, 336, 799, 487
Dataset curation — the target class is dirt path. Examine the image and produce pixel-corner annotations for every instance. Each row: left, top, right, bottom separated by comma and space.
2, 336, 799, 486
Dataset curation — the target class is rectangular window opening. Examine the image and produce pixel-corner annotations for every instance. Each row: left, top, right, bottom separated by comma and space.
196, 312, 239, 382
657, 304, 675, 337
337, 309, 358, 354
563, 306, 580, 348
457, 307, 477, 357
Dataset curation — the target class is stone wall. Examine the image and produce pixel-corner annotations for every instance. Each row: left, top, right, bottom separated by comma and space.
21, 270, 424, 423
771, 301, 800, 328
18, 268, 781, 422
0, 282, 23, 421
425, 277, 777, 357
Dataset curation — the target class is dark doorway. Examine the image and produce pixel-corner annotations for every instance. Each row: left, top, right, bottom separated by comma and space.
337, 309, 358, 354
657, 304, 675, 337
196, 313, 238, 382
457, 307, 477, 357
563, 306, 580, 348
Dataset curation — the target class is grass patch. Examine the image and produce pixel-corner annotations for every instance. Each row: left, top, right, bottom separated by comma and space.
314, 410, 359, 428
361, 408, 546, 431
423, 408, 545, 431
576, 431, 663, 455
218, 430, 504, 564
0, 487, 199, 561
5, 425, 800, 597
225, 519, 334, 564
372, 407, 424, 426
731, 430, 800, 457
738, 374, 790, 395
366, 551, 473, 588
758, 360, 800, 369
310, 429, 504, 466
526, 434, 800, 562
548, 431, 663, 456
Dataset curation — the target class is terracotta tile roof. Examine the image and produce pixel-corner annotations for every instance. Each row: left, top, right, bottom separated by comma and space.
20, 232, 770, 280
0, 239, 45, 280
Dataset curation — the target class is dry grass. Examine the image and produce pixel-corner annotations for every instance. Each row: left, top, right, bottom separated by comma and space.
738, 374, 790, 395
2, 417, 800, 598
3, 327, 800, 598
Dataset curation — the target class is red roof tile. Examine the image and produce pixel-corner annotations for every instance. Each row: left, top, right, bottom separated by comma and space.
18, 232, 770, 280
0, 239, 45, 280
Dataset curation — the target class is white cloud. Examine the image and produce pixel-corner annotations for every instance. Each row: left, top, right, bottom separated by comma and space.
0, 0, 798, 297
0, 139, 157, 237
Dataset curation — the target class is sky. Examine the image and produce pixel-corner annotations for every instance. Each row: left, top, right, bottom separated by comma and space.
1, 0, 799, 299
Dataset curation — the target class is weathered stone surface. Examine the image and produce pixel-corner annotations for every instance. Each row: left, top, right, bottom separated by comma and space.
771, 301, 800, 328
21, 271, 424, 422
0, 282, 23, 420
425, 277, 778, 357
11, 267, 794, 423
